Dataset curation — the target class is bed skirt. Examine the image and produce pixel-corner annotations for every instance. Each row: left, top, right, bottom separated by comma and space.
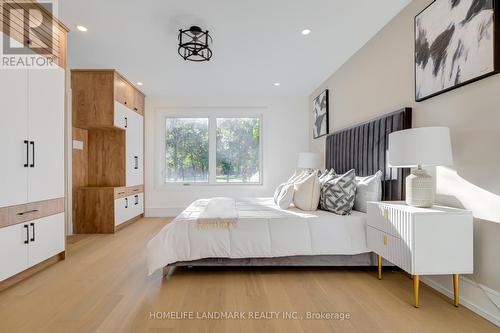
169, 253, 379, 267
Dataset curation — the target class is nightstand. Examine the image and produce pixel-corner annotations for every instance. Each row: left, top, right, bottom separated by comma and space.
367, 201, 473, 308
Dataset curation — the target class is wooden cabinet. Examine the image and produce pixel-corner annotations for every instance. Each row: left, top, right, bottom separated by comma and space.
72, 70, 145, 129
0, 0, 69, 69
75, 186, 144, 233
72, 70, 145, 234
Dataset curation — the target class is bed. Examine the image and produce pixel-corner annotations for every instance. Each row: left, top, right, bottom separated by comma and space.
147, 108, 412, 277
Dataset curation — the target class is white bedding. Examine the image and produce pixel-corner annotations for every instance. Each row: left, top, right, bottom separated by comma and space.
147, 197, 370, 275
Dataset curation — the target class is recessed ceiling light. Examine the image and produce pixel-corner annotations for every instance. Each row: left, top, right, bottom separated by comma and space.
137, 82, 144, 86
274, 82, 281, 86
76, 25, 88, 32
301, 29, 311, 35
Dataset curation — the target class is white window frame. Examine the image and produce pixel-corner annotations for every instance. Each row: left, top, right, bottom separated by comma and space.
155, 108, 264, 188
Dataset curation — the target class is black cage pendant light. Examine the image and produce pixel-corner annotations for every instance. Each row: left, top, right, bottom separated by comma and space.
178, 26, 213, 62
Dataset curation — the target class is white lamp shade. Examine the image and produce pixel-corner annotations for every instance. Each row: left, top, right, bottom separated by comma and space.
297, 152, 320, 169
388, 127, 453, 167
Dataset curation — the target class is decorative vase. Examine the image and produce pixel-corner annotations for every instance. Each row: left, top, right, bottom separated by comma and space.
405, 167, 434, 208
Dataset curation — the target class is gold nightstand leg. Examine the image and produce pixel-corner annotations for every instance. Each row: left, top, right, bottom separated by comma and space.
378, 255, 382, 280
413, 275, 420, 308
453, 274, 460, 307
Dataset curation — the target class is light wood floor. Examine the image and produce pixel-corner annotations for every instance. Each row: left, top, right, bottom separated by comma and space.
0, 218, 497, 333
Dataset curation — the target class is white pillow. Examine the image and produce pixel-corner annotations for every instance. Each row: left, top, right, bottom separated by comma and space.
354, 170, 383, 213
273, 170, 303, 203
293, 171, 320, 211
275, 170, 309, 209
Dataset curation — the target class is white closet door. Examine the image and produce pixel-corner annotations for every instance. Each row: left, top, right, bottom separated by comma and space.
0, 223, 29, 281
125, 110, 142, 186
0, 67, 29, 208
28, 213, 65, 267
136, 115, 144, 185
27, 68, 65, 202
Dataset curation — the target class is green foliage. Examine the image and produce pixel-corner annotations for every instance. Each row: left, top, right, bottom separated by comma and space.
165, 117, 260, 183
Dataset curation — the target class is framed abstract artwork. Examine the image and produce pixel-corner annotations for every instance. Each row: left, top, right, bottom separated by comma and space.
312, 89, 329, 139
415, 0, 500, 102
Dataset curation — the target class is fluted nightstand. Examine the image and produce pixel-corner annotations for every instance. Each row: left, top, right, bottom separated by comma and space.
367, 201, 473, 308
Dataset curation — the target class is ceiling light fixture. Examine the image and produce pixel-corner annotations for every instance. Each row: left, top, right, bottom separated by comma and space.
137, 82, 144, 86
274, 82, 281, 86
301, 29, 311, 35
76, 25, 88, 32
178, 26, 213, 62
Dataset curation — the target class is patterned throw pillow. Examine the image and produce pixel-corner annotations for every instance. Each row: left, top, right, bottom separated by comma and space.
320, 169, 357, 215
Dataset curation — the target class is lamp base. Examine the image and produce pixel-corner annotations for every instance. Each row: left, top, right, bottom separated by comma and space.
405, 167, 434, 208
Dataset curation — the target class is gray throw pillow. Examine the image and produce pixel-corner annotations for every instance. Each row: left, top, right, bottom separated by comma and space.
320, 169, 357, 215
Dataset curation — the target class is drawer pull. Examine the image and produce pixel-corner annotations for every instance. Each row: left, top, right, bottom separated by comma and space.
118, 192, 125, 195
17, 209, 39, 216
133, 189, 139, 192
384, 234, 388, 246
383, 208, 388, 220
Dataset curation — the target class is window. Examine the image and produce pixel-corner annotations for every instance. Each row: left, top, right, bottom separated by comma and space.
216, 118, 260, 183
165, 118, 209, 182
164, 115, 262, 184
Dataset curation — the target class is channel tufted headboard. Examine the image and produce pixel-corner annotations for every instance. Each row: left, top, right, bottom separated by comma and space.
325, 108, 412, 201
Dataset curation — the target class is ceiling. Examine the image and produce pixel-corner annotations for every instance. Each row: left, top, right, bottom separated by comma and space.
59, 0, 410, 97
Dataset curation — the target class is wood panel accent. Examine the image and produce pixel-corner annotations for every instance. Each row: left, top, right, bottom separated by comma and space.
133, 90, 145, 115
114, 185, 144, 199
74, 187, 115, 234
74, 187, 142, 234
0, 0, 69, 68
0, 198, 65, 229
0, 251, 64, 292
87, 129, 126, 187
71, 71, 115, 129
0, 218, 497, 332
72, 127, 88, 189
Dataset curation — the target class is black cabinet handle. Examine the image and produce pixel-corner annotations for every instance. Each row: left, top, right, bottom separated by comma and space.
135, 195, 139, 205
134, 107, 138, 111
30, 223, 35, 242
24, 140, 29, 167
125, 117, 128, 128
24, 225, 29, 244
17, 209, 38, 216
125, 197, 128, 209
30, 141, 35, 167
124, 101, 127, 105
134, 156, 138, 169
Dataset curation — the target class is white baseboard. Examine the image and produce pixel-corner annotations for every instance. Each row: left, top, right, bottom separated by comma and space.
145, 207, 183, 217
421, 275, 500, 327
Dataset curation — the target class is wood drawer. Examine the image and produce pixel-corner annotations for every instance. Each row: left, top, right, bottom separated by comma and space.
0, 198, 65, 229
367, 226, 413, 274
367, 202, 413, 242
114, 185, 143, 199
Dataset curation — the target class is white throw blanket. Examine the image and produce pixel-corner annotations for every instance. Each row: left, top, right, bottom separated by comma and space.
197, 197, 238, 229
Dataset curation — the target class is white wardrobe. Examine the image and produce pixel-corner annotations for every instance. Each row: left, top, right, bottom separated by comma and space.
0, 32, 67, 287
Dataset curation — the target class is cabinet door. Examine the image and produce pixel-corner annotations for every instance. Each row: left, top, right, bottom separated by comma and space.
0, 64, 29, 208
113, 101, 128, 129
0, 223, 29, 281
28, 213, 65, 267
27, 68, 65, 203
114, 197, 129, 226
125, 111, 142, 186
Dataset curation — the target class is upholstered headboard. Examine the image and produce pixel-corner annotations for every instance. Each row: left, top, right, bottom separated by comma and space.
325, 108, 412, 201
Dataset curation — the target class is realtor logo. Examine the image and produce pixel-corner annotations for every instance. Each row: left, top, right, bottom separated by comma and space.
1, 0, 57, 69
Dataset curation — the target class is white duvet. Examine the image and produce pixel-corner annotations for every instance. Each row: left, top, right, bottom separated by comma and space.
147, 197, 370, 275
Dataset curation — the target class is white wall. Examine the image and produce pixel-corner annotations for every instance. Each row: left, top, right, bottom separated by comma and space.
145, 96, 309, 216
